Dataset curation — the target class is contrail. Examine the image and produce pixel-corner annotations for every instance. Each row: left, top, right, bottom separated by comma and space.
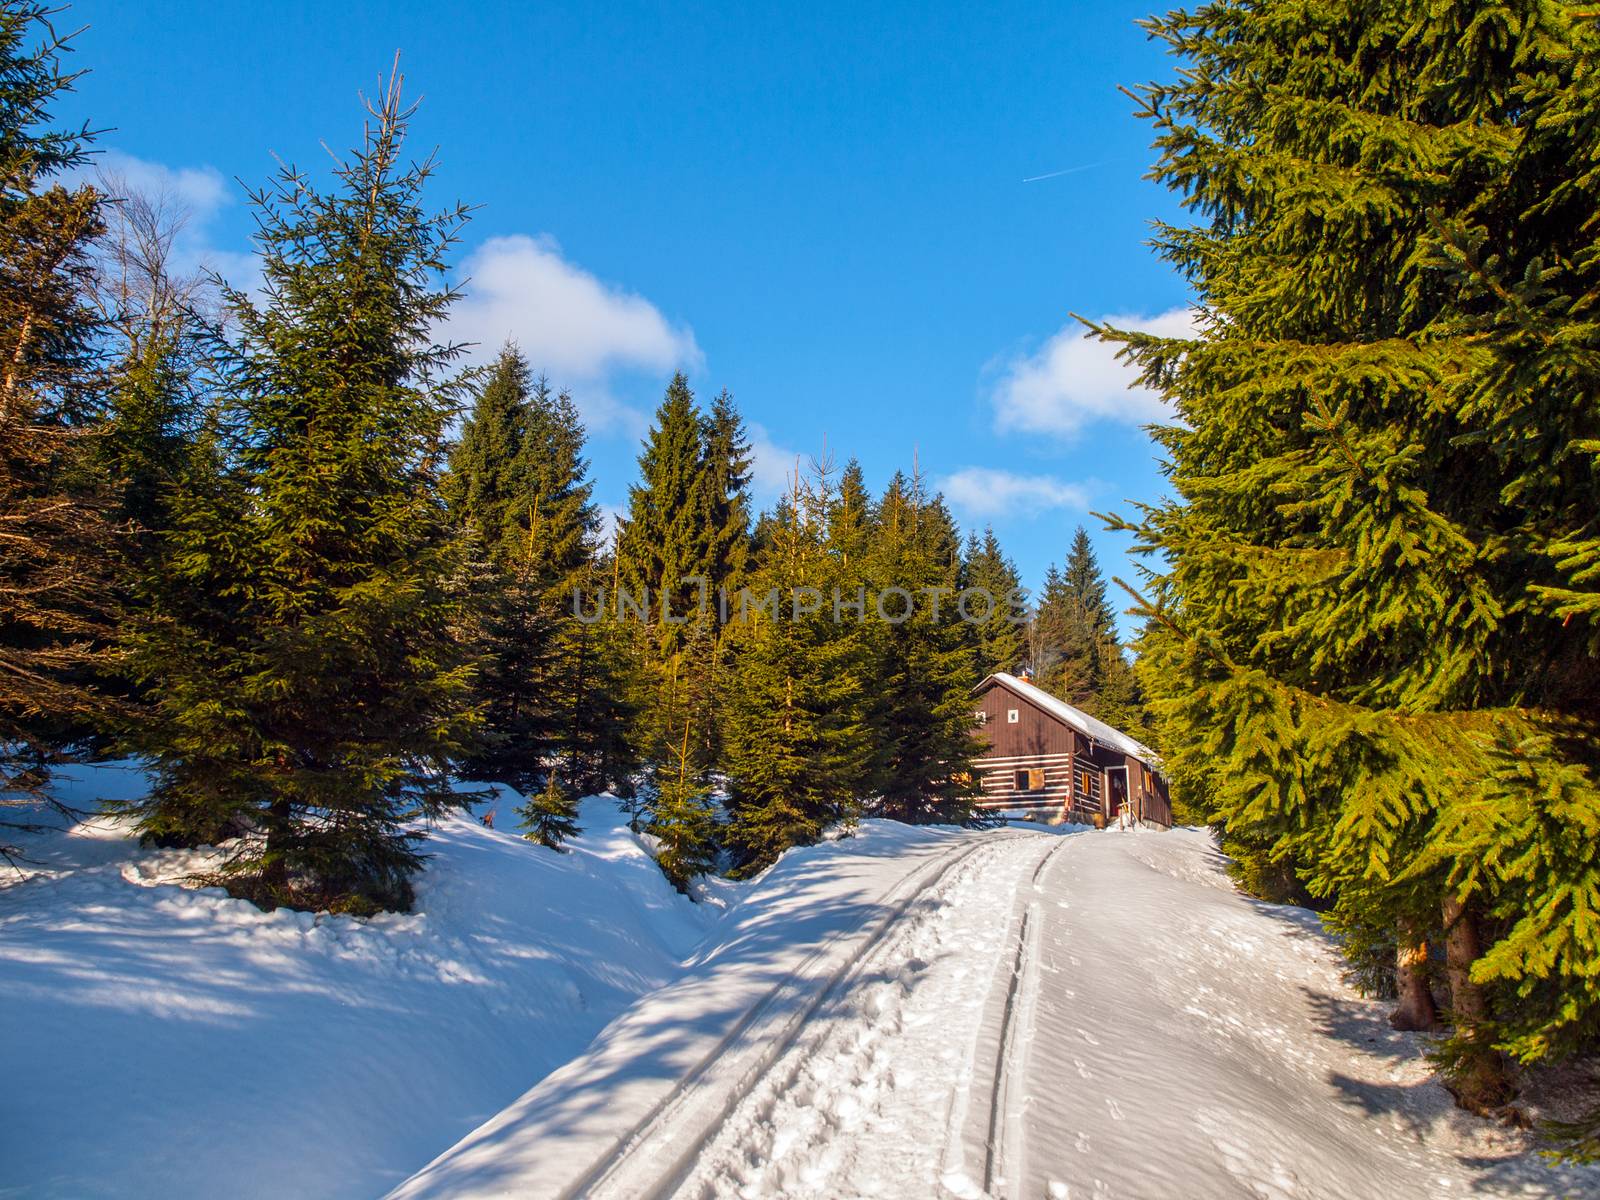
1022, 163, 1100, 183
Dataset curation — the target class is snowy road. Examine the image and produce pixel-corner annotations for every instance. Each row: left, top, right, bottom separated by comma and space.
395, 827, 1596, 1200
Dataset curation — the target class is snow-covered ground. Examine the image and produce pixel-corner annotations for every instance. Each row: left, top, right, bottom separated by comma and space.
1, 763, 715, 1199
396, 825, 1599, 1200
6, 765, 1595, 1199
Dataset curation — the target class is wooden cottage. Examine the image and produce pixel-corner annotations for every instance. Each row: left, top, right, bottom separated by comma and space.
970, 672, 1173, 828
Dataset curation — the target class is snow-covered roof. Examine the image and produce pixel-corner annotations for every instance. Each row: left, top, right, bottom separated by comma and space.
973, 672, 1162, 769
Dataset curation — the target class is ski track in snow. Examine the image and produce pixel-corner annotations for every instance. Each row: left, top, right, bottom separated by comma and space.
423, 828, 1597, 1200
667, 835, 1059, 1200
398, 823, 1599, 1200
7, 764, 1598, 1199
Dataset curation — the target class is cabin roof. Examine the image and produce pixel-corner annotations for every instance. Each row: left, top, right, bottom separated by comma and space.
972, 672, 1162, 769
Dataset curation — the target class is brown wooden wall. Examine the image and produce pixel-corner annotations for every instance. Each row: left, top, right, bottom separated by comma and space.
971, 681, 1172, 828
972, 685, 1074, 756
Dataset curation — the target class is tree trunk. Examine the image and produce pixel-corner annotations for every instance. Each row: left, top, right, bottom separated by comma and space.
1389, 916, 1438, 1031
1441, 893, 1510, 1110
261, 796, 292, 904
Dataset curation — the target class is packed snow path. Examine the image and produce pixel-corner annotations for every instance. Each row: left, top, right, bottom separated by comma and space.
399, 827, 1593, 1200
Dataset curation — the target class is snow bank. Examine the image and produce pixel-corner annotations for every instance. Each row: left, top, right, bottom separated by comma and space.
0, 763, 716, 1200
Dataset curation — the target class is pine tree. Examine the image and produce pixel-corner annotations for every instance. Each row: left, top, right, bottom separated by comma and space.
516, 771, 580, 851
864, 470, 981, 824
646, 716, 718, 893
1064, 527, 1117, 635
122, 71, 481, 913
960, 528, 1026, 678
722, 456, 869, 873
701, 387, 753, 604
1109, 0, 1600, 1119
0, 4, 118, 849
617, 373, 713, 643
444, 344, 529, 560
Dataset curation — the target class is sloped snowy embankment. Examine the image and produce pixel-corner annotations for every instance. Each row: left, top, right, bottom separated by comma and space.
1, 763, 718, 1199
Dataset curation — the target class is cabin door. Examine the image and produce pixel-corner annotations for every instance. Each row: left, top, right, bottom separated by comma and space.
1106, 767, 1129, 821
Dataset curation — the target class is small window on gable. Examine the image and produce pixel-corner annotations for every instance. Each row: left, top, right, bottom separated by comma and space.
974, 709, 987, 726
1007, 708, 1020, 724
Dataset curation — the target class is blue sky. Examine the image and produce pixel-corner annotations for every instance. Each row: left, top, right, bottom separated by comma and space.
63, 0, 1192, 635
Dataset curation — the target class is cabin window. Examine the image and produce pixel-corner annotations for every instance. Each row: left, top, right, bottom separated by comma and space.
973, 709, 987, 726
1014, 769, 1030, 791
1014, 768, 1045, 792
1006, 708, 1019, 724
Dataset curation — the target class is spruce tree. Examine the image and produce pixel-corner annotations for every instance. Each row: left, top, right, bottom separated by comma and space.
1062, 525, 1117, 641
447, 350, 564, 792
518, 375, 600, 594
864, 470, 981, 823
616, 373, 713, 640
1029, 526, 1136, 721
701, 387, 753, 604
1029, 565, 1096, 706
446, 348, 617, 798
444, 344, 529, 560
829, 458, 874, 567
1110, 0, 1599, 1119
0, 4, 117, 847
455, 533, 560, 795
90, 180, 213, 555
722, 457, 869, 873
564, 551, 638, 795
646, 716, 718, 894
123, 74, 480, 913
516, 771, 581, 851
521, 383, 629, 793
616, 374, 724, 792
960, 528, 1026, 678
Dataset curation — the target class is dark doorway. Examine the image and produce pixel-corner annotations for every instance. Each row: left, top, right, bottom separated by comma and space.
1107, 768, 1128, 818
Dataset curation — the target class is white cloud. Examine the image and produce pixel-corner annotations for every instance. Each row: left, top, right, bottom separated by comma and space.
988, 307, 1198, 439
88, 150, 259, 291
449, 234, 702, 432
95, 149, 230, 216
747, 421, 803, 501
937, 467, 1092, 520
80, 160, 702, 440
593, 501, 628, 546
453, 235, 700, 377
